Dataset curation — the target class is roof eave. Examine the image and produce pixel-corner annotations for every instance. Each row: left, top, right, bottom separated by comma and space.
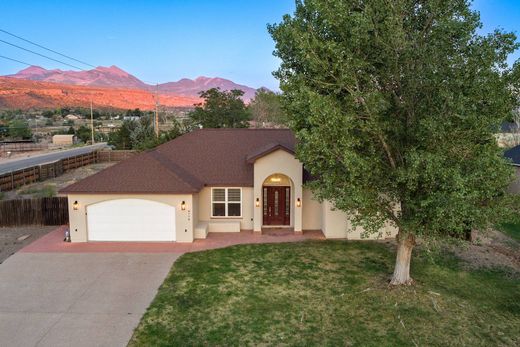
246, 144, 295, 164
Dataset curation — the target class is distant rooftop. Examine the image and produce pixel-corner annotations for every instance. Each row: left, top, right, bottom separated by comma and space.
504, 145, 520, 165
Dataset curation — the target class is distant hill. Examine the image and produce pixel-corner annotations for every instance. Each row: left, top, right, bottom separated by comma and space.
158, 76, 258, 101
6, 65, 263, 102
0, 77, 200, 111
8, 65, 149, 90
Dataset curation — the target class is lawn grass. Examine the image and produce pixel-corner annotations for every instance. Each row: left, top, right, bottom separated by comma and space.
498, 222, 520, 242
129, 241, 520, 347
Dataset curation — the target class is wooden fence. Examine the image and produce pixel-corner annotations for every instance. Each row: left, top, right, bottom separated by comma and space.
97, 150, 136, 162
0, 142, 48, 155
0, 166, 40, 192
0, 197, 69, 227
62, 151, 98, 171
0, 150, 135, 192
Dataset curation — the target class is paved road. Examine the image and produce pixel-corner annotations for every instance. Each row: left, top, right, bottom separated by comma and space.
0, 144, 107, 175
0, 252, 179, 347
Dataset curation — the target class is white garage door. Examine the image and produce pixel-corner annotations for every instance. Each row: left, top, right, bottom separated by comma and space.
87, 199, 175, 241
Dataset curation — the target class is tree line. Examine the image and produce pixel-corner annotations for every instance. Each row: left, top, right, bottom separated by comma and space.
107, 88, 286, 150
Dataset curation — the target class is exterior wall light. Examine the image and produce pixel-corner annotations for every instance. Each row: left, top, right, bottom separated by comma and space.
181, 201, 186, 211
72, 200, 79, 210
296, 198, 301, 207
255, 198, 260, 207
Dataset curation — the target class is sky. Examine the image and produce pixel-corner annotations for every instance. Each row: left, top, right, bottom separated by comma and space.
0, 0, 518, 91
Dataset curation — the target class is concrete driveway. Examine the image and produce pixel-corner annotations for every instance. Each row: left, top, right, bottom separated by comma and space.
0, 252, 179, 347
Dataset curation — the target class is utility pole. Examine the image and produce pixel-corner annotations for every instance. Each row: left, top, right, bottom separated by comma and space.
90, 100, 95, 144
155, 83, 159, 137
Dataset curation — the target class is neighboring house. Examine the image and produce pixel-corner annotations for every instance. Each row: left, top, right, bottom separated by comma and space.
65, 114, 81, 120
496, 122, 520, 148
97, 123, 118, 134
52, 134, 76, 146
61, 129, 397, 243
123, 116, 140, 121
504, 144, 520, 193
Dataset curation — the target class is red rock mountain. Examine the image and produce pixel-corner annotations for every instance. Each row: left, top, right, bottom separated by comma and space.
0, 77, 200, 111
7, 66, 261, 101
9, 65, 149, 90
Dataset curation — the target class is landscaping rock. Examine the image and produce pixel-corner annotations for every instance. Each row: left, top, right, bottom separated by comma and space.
16, 234, 31, 242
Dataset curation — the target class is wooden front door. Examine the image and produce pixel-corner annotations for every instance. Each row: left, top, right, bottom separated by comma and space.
263, 186, 290, 225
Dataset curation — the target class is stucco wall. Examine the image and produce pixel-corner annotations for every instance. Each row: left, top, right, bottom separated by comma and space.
67, 193, 194, 243
192, 192, 199, 230
507, 166, 520, 194
302, 188, 322, 230
321, 200, 398, 240
198, 187, 254, 230
253, 149, 303, 232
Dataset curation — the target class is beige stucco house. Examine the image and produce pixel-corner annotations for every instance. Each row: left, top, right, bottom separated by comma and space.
52, 134, 76, 146
61, 129, 397, 243
504, 144, 520, 194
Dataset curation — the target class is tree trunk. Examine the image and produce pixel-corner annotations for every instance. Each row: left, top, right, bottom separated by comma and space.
390, 232, 416, 285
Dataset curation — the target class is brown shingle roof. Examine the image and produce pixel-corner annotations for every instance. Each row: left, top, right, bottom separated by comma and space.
61, 128, 296, 194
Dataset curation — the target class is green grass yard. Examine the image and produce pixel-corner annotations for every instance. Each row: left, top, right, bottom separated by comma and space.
130, 241, 519, 347
498, 222, 520, 242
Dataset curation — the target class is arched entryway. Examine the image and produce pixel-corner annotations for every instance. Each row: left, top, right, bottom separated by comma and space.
262, 173, 292, 226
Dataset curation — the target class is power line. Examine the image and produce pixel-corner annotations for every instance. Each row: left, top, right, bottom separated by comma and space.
0, 30, 159, 88
0, 54, 32, 66
0, 28, 96, 69
0, 38, 85, 70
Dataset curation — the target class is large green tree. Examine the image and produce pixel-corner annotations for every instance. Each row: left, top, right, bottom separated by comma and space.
108, 119, 137, 150
249, 89, 288, 127
8, 119, 32, 139
189, 88, 250, 128
269, 0, 520, 284
108, 116, 189, 150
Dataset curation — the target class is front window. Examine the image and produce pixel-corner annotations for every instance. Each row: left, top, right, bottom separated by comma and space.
212, 188, 242, 217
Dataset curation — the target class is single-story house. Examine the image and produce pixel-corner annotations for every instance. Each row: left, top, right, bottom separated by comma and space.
61, 129, 397, 242
52, 134, 76, 146
496, 121, 520, 148
504, 144, 520, 193
65, 114, 81, 120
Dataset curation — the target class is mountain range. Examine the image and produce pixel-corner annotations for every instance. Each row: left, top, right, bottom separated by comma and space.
0, 65, 262, 110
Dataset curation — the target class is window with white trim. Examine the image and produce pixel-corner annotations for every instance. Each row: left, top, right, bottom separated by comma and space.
212, 188, 242, 217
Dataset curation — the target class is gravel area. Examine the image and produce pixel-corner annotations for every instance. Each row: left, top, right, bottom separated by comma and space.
454, 229, 520, 273
0, 226, 59, 264
3, 162, 115, 200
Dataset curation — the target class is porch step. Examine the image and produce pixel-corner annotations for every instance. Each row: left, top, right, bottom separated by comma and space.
194, 222, 209, 239
208, 220, 241, 233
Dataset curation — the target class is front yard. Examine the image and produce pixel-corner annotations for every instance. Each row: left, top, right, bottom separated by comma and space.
130, 239, 519, 346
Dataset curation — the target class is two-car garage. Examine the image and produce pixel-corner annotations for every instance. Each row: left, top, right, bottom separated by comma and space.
86, 199, 176, 241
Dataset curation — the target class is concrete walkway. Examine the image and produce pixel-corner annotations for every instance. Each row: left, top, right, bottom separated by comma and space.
22, 226, 325, 254
0, 252, 179, 347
